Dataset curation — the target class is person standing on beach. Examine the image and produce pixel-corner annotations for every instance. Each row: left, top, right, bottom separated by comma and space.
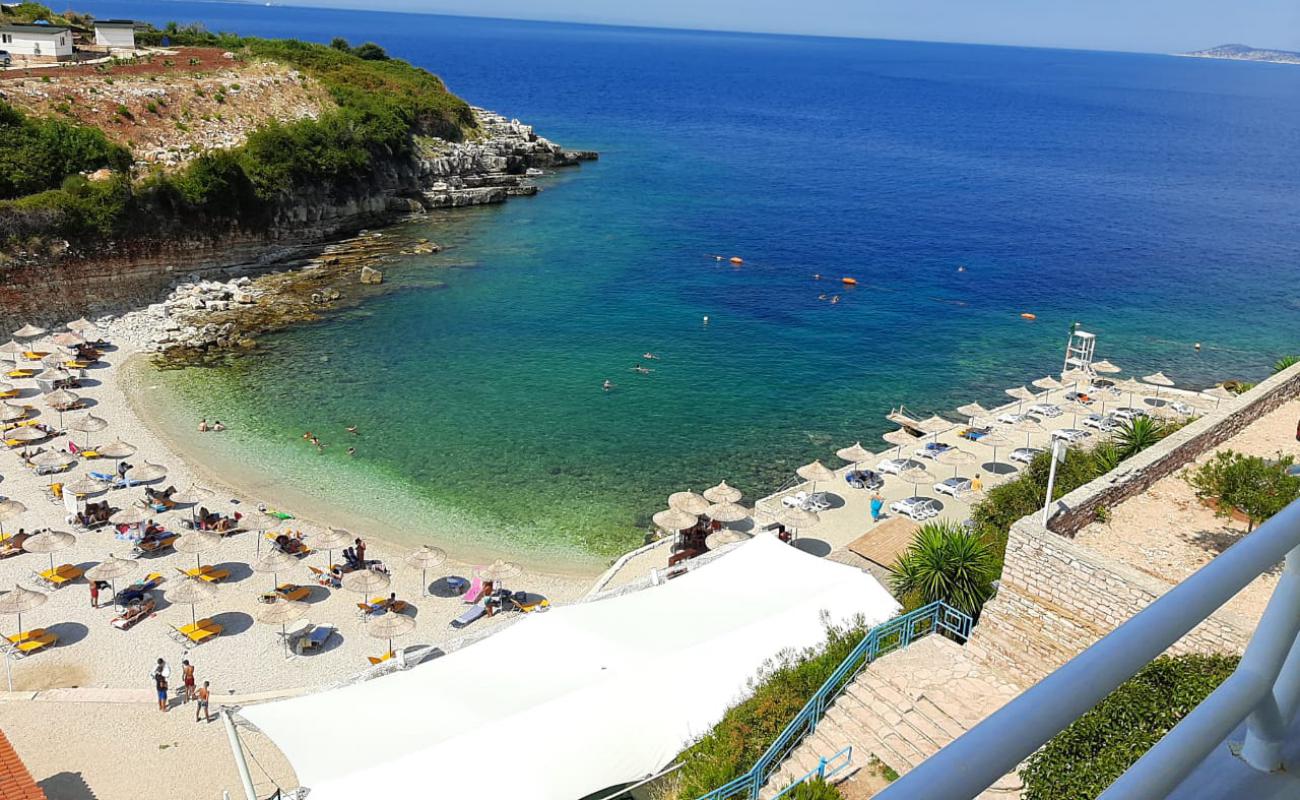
89, 580, 99, 608
354, 537, 366, 565
182, 659, 196, 702
154, 669, 169, 712
870, 492, 884, 523
195, 681, 211, 723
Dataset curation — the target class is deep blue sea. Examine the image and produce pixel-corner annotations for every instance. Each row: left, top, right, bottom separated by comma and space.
83, 1, 1300, 566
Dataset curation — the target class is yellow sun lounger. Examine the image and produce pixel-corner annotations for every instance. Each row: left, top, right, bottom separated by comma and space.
5, 370, 35, 379
78, 450, 101, 459
7, 628, 46, 645
263, 584, 310, 603
0, 389, 16, 399
21, 351, 48, 360
34, 564, 84, 589
180, 565, 230, 583
11, 632, 58, 657
184, 622, 223, 647
367, 650, 395, 666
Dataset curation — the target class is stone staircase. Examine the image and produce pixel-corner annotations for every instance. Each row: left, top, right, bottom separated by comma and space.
760, 637, 1028, 799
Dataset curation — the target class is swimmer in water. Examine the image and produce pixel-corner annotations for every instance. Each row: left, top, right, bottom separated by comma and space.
818, 293, 828, 301
631, 364, 653, 374
602, 379, 614, 391
346, 425, 358, 435
347, 447, 356, 457
957, 265, 966, 272
642, 352, 659, 360
830, 295, 840, 304
302, 432, 312, 441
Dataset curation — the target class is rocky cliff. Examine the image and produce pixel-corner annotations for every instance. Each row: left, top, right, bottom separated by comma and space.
0, 107, 595, 325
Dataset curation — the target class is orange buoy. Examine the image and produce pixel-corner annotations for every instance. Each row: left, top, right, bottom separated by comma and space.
841, 277, 858, 286
1020, 313, 1037, 320
729, 256, 744, 264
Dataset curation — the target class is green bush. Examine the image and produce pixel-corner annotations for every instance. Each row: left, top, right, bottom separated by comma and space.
0, 102, 131, 199
890, 521, 996, 616
786, 777, 844, 799
1185, 450, 1300, 531
674, 620, 866, 798
1020, 654, 1239, 800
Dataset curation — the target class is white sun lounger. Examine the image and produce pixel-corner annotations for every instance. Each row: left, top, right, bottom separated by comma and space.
451, 603, 487, 629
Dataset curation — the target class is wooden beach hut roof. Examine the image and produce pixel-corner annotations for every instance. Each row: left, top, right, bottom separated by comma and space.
847, 517, 920, 570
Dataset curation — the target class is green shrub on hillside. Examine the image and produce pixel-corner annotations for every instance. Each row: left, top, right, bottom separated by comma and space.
1020, 654, 1239, 800
673, 620, 866, 798
890, 520, 996, 616
1185, 450, 1300, 531
787, 777, 845, 799
0, 102, 131, 199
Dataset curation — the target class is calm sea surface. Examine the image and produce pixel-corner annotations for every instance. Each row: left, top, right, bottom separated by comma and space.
84, 1, 1300, 567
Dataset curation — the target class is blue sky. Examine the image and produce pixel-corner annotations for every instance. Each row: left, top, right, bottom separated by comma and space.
261, 0, 1297, 53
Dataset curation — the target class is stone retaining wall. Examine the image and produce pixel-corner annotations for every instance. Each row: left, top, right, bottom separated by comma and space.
968, 361, 1300, 680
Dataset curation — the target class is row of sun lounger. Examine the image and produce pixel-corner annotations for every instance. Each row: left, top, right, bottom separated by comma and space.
168, 617, 224, 649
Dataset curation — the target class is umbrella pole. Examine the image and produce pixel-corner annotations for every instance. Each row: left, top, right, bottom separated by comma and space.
421, 567, 427, 598
191, 605, 197, 629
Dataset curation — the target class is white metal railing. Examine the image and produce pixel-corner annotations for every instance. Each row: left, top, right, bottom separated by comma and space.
875, 496, 1300, 800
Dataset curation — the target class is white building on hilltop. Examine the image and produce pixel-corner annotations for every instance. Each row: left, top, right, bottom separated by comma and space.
0, 22, 73, 63
93, 19, 136, 50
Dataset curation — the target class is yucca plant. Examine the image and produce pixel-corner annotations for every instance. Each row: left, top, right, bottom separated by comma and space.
1115, 416, 1169, 459
1273, 355, 1299, 374
890, 521, 996, 616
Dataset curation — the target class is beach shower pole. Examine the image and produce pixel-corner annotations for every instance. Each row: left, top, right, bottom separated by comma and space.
1042, 440, 1065, 525
221, 707, 259, 800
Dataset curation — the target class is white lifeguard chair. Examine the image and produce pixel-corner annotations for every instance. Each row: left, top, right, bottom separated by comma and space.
1063, 328, 1096, 375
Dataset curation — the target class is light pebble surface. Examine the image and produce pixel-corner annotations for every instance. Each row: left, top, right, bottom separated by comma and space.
0, 310, 592, 701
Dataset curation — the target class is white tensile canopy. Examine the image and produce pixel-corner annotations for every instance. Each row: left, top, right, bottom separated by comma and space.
242, 535, 900, 800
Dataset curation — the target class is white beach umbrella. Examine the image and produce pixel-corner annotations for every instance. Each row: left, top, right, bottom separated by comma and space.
936, 447, 977, 478
29, 450, 76, 470
652, 507, 697, 532
1060, 399, 1093, 428
34, 369, 71, 383
64, 476, 106, 497
110, 505, 153, 527
174, 530, 221, 570
366, 610, 416, 659
404, 545, 447, 597
1009, 416, 1046, 449
66, 318, 99, 337
308, 527, 353, 568
976, 431, 1012, 472
0, 341, 24, 364
0, 500, 27, 538
668, 491, 711, 515
165, 574, 217, 629
702, 480, 743, 504
796, 460, 836, 494
473, 560, 522, 584
252, 548, 299, 592
343, 568, 393, 611
835, 442, 873, 470
1143, 371, 1175, 402
128, 461, 168, 483
1032, 376, 1064, 398
96, 439, 137, 460
956, 402, 989, 426
256, 598, 310, 659
1092, 359, 1122, 375
0, 585, 48, 641
85, 553, 139, 600
1116, 378, 1147, 409
1005, 386, 1038, 413
0, 403, 28, 423
705, 529, 752, 550
173, 484, 215, 506
882, 428, 915, 459
11, 325, 46, 341
67, 413, 108, 448
7, 426, 47, 443
777, 507, 820, 531
919, 415, 953, 435
22, 529, 76, 574
50, 332, 84, 348
241, 511, 283, 554
898, 464, 933, 499
704, 502, 749, 524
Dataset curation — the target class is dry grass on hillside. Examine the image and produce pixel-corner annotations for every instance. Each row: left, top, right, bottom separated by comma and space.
0, 47, 335, 167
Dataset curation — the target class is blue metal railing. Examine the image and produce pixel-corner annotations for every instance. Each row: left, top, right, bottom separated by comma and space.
771, 746, 854, 800
696, 601, 972, 800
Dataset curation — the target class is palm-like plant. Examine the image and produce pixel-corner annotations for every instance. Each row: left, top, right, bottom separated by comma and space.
890, 521, 996, 616
1115, 416, 1168, 459
1273, 355, 1299, 374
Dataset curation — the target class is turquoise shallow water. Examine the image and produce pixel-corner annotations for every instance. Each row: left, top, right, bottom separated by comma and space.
90, 3, 1300, 566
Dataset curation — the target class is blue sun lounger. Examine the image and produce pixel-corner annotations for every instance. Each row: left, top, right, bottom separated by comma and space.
451, 603, 487, 629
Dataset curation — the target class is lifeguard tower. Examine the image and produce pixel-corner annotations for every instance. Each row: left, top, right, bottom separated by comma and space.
1063, 327, 1096, 375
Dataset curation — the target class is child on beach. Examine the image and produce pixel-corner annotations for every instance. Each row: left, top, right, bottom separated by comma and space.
154, 670, 169, 712
198, 419, 209, 432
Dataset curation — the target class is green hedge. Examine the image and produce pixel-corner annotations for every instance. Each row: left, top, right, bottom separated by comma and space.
673, 620, 865, 798
1020, 654, 1239, 799
0, 25, 475, 245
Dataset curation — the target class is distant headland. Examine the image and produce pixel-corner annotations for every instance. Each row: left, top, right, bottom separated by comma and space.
1179, 44, 1300, 66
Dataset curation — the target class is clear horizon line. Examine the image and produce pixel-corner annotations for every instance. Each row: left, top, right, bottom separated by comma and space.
159, 0, 1240, 58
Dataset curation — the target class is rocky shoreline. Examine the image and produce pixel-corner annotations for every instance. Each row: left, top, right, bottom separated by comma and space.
3, 107, 596, 350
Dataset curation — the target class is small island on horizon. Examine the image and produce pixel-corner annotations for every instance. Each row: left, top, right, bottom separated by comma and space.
1180, 43, 1300, 65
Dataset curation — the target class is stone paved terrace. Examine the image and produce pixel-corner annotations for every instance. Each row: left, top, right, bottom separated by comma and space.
1073, 397, 1300, 623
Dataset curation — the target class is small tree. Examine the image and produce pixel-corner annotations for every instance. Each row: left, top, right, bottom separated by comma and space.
329, 36, 351, 52
891, 521, 996, 616
1115, 416, 1169, 459
1186, 451, 1300, 531
352, 42, 390, 61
